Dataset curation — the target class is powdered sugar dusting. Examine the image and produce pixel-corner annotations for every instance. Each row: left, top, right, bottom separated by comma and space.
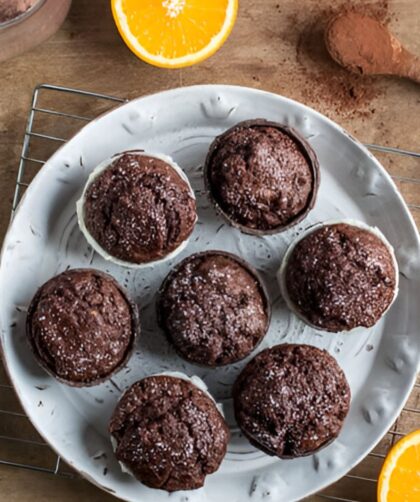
27, 269, 136, 385
109, 375, 228, 491
282, 222, 398, 332
234, 344, 351, 458
206, 123, 317, 232
78, 152, 196, 267
159, 252, 269, 366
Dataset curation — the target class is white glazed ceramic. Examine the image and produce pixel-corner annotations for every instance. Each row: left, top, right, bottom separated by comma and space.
277, 219, 400, 333
1, 85, 420, 502
76, 151, 197, 268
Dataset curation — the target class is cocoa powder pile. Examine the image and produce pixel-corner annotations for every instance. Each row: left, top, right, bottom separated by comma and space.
325, 11, 397, 75
286, 0, 392, 118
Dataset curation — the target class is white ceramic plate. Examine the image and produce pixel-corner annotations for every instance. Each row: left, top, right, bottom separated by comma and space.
1, 85, 420, 502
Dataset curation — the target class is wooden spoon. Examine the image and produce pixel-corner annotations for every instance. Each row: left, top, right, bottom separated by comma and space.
325, 11, 420, 84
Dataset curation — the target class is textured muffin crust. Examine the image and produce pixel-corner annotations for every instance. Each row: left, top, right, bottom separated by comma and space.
233, 344, 351, 458
109, 375, 229, 491
82, 153, 197, 264
27, 269, 138, 386
205, 120, 319, 234
158, 251, 270, 366
284, 223, 397, 331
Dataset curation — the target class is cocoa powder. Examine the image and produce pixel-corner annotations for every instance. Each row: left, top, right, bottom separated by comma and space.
325, 11, 397, 75
286, 0, 392, 118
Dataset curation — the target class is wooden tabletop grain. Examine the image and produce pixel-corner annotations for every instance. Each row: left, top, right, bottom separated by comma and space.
0, 0, 419, 500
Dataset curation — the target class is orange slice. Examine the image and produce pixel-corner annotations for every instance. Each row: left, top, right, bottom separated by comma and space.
377, 429, 420, 501
111, 0, 238, 68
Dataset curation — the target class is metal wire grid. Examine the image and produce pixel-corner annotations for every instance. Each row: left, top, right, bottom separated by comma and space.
0, 84, 419, 500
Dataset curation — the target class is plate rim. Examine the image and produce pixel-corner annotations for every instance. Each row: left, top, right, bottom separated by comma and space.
1, 83, 420, 501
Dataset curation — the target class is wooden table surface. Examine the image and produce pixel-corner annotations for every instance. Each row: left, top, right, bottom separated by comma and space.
0, 0, 419, 500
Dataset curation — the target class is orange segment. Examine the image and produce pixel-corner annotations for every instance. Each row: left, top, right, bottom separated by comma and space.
378, 429, 420, 501
111, 0, 238, 68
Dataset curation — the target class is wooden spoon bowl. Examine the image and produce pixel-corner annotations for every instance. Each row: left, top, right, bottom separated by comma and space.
325, 11, 420, 84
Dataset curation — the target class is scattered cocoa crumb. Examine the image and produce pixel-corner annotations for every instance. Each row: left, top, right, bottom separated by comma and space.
285, 0, 393, 119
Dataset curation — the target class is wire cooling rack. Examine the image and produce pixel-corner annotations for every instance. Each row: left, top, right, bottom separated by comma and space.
1, 84, 419, 501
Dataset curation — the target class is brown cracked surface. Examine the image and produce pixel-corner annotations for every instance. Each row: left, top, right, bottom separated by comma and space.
233, 344, 351, 458
109, 375, 229, 492
83, 153, 197, 264
285, 223, 397, 332
158, 252, 269, 366
206, 121, 317, 232
27, 269, 136, 385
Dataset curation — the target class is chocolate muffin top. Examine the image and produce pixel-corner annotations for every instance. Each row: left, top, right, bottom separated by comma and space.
284, 223, 397, 332
158, 251, 270, 366
233, 344, 351, 458
205, 120, 319, 234
109, 375, 229, 491
82, 153, 196, 264
27, 269, 138, 386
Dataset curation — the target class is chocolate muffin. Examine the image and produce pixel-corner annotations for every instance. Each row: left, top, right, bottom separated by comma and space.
77, 152, 197, 267
279, 221, 398, 332
233, 344, 351, 458
157, 251, 270, 366
109, 374, 229, 491
204, 119, 319, 235
26, 268, 139, 386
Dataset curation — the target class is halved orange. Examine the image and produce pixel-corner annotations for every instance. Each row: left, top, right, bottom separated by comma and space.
377, 429, 420, 501
111, 0, 238, 68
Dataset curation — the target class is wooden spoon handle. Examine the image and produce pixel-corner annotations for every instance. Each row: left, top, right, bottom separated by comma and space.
398, 51, 420, 84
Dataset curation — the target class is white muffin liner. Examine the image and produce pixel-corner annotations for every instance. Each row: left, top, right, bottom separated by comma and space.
277, 219, 400, 333
76, 151, 197, 269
